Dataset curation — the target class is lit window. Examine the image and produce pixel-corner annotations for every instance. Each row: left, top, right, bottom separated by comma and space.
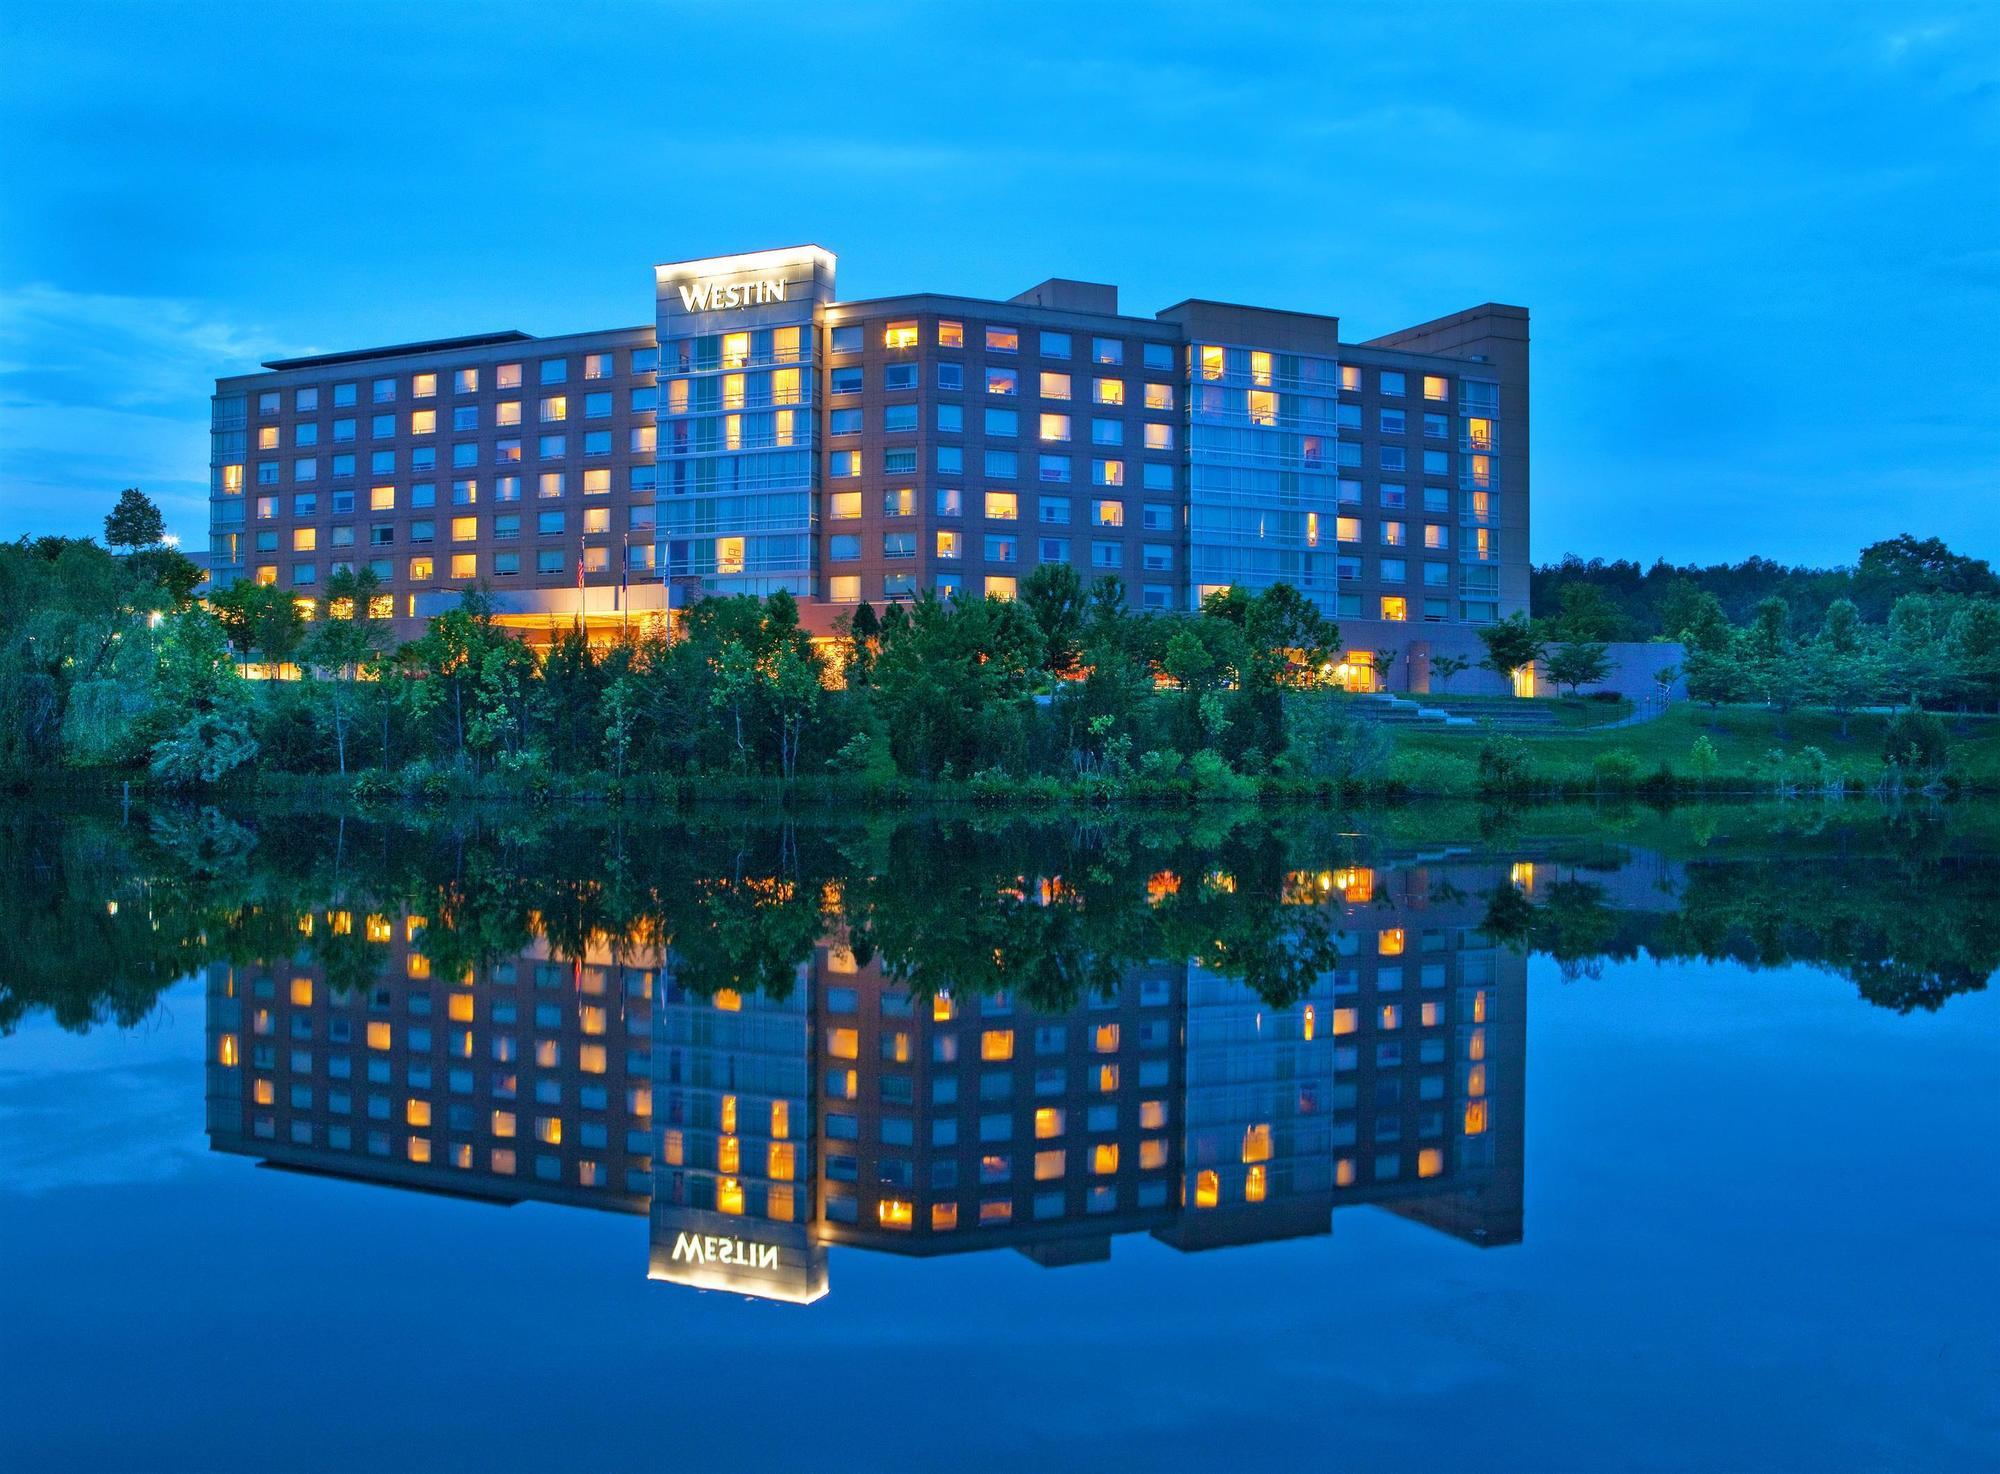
1381, 596, 1408, 622
366, 1021, 392, 1050
931, 1202, 958, 1230
878, 1198, 914, 1229
1034, 1150, 1066, 1181
1424, 375, 1449, 401
412, 373, 437, 398
1378, 927, 1406, 956
884, 320, 919, 350
1035, 1107, 1064, 1139
1245, 1164, 1267, 1202
938, 320, 964, 348
1195, 1169, 1219, 1207
827, 1027, 859, 1059
1418, 1148, 1444, 1178
985, 575, 1016, 600
984, 491, 1018, 521
981, 1029, 1014, 1061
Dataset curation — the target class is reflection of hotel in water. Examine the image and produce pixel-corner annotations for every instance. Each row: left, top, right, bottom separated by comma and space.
206, 860, 1525, 1303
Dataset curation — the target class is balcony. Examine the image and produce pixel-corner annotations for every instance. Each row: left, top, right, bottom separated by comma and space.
1459, 544, 1500, 565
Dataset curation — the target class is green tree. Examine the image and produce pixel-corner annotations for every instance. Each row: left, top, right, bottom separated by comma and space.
1944, 600, 2000, 713
103, 488, 165, 551
1477, 613, 1545, 692
1554, 582, 1625, 641
1020, 562, 1088, 677
210, 580, 307, 665
301, 567, 390, 775
1546, 640, 1612, 697
1430, 652, 1470, 694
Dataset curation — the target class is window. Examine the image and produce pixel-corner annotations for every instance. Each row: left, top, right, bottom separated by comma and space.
938, 319, 964, 348
986, 367, 1018, 396
985, 408, 1018, 438
984, 534, 1017, 564
1144, 382, 1173, 411
1040, 371, 1072, 400
883, 532, 915, 560
985, 450, 1019, 478
1039, 537, 1069, 563
828, 574, 860, 602
539, 472, 564, 498
885, 362, 917, 392
1040, 413, 1071, 442
1091, 419, 1124, 446
333, 382, 357, 408
1092, 499, 1124, 527
1092, 459, 1124, 487
538, 359, 567, 386
936, 530, 961, 560
1040, 330, 1072, 359
937, 362, 964, 391
984, 491, 1018, 521
884, 403, 917, 433
372, 377, 396, 403
985, 575, 1017, 600
1093, 377, 1125, 406
1143, 543, 1172, 571
986, 325, 1019, 353
830, 450, 861, 478
1036, 454, 1069, 483
1091, 540, 1122, 569
1141, 502, 1172, 531
829, 491, 862, 520
538, 511, 564, 535
936, 487, 962, 517
1143, 424, 1173, 451
1381, 370, 1405, 397
1039, 495, 1071, 525
830, 325, 863, 354
882, 486, 915, 517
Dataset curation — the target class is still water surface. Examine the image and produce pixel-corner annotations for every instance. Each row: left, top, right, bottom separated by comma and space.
1, 803, 1995, 1471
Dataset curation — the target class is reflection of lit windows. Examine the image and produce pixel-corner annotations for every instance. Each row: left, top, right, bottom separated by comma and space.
1195, 1169, 1219, 1207
981, 1029, 1014, 1061
718, 1178, 744, 1215
1092, 1143, 1119, 1175
366, 1021, 392, 1050
491, 1149, 516, 1175
828, 1028, 859, 1059
1034, 1107, 1064, 1139
492, 1110, 516, 1138
979, 1199, 1012, 1225
771, 1100, 790, 1139
1096, 1063, 1119, 1092
1242, 1123, 1272, 1163
1464, 1101, 1488, 1135
1245, 1164, 1267, 1202
768, 1142, 795, 1181
931, 1202, 958, 1230
1139, 1100, 1166, 1130
1336, 1157, 1356, 1187
1418, 1148, 1444, 1178
1034, 1150, 1065, 1181
1378, 927, 1406, 956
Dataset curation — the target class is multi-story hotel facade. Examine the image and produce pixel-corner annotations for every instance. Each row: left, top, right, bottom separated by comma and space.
210, 248, 1527, 690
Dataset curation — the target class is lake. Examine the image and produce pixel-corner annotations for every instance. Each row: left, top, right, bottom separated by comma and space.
1, 801, 1995, 1472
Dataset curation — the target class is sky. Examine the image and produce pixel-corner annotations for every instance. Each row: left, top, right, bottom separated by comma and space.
0, 1, 1995, 568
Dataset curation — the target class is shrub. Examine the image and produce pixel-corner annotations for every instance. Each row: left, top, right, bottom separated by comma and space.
352, 768, 398, 804
1590, 749, 1645, 787
1476, 734, 1534, 792
1882, 709, 1948, 776
1688, 734, 1720, 781
1188, 749, 1256, 800
1384, 748, 1479, 797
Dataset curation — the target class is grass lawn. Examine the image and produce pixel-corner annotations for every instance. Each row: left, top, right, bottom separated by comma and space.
1392, 702, 2000, 786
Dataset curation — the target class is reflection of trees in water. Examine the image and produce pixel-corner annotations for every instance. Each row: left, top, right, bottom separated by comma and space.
2, 803, 1993, 1033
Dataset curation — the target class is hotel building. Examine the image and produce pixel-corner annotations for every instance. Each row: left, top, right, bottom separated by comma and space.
209, 248, 1526, 689
206, 852, 1525, 1303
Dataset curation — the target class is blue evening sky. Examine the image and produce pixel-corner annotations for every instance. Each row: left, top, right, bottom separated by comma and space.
1, 2, 1995, 566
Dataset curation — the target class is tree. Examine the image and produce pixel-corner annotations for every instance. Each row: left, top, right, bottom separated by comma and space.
209, 580, 307, 666
1683, 637, 1749, 711
1854, 534, 2000, 620
103, 488, 165, 551
1546, 640, 1612, 697
1430, 652, 1470, 694
1366, 648, 1399, 693
1477, 614, 1545, 693
768, 641, 825, 781
1882, 594, 1953, 709
1554, 582, 1625, 642
1806, 600, 1881, 738
1020, 562, 1088, 677
1945, 600, 2000, 713
302, 567, 389, 775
